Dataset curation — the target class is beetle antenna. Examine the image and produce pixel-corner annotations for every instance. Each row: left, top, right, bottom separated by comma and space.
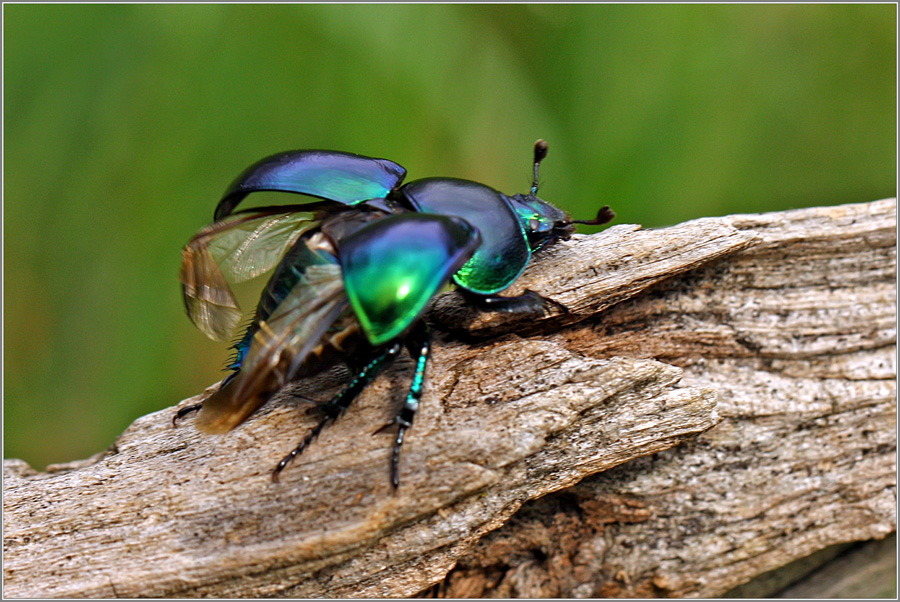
572, 205, 616, 226
531, 139, 549, 194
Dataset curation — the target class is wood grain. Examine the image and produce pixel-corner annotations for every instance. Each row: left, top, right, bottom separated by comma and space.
4, 199, 895, 598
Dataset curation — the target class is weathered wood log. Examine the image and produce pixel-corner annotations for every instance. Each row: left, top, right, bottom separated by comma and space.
4, 198, 895, 598
723, 533, 897, 598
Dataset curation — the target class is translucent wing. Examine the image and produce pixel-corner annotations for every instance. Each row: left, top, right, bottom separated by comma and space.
209, 212, 315, 283
180, 211, 315, 341
195, 241, 349, 434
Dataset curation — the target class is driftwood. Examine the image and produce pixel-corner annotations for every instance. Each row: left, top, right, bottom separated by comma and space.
3, 198, 895, 598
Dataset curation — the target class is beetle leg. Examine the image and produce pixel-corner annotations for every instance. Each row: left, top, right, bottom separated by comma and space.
272, 341, 403, 482
374, 323, 432, 489
463, 289, 570, 316
172, 368, 245, 427
172, 402, 204, 427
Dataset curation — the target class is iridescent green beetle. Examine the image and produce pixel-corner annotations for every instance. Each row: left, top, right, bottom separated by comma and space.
176, 140, 614, 487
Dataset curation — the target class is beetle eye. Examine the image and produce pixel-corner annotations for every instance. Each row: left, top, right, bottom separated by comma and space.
529, 218, 540, 231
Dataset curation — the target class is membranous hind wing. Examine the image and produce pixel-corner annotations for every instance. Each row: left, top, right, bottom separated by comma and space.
179, 210, 316, 341
195, 231, 349, 434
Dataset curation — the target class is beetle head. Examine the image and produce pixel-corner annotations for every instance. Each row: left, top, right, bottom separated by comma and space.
509, 192, 575, 252
510, 140, 615, 253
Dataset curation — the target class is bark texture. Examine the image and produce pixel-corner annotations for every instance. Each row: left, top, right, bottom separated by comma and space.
4, 199, 895, 598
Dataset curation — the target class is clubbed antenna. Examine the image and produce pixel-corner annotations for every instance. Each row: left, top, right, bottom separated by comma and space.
573, 205, 616, 226
531, 139, 549, 194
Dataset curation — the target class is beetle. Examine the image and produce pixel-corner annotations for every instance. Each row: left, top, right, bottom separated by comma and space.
175, 140, 614, 487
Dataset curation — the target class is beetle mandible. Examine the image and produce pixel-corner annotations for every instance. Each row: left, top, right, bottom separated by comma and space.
175, 140, 614, 487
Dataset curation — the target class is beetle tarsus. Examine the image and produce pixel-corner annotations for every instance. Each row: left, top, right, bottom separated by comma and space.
273, 425, 326, 483
271, 342, 403, 482
534, 291, 572, 316
390, 421, 410, 489
369, 325, 431, 489
370, 416, 410, 489
173, 402, 203, 427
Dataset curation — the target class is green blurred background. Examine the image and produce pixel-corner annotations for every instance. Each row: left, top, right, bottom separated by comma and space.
4, 4, 895, 469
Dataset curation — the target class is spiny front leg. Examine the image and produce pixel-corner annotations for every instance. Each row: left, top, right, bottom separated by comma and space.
272, 341, 403, 482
